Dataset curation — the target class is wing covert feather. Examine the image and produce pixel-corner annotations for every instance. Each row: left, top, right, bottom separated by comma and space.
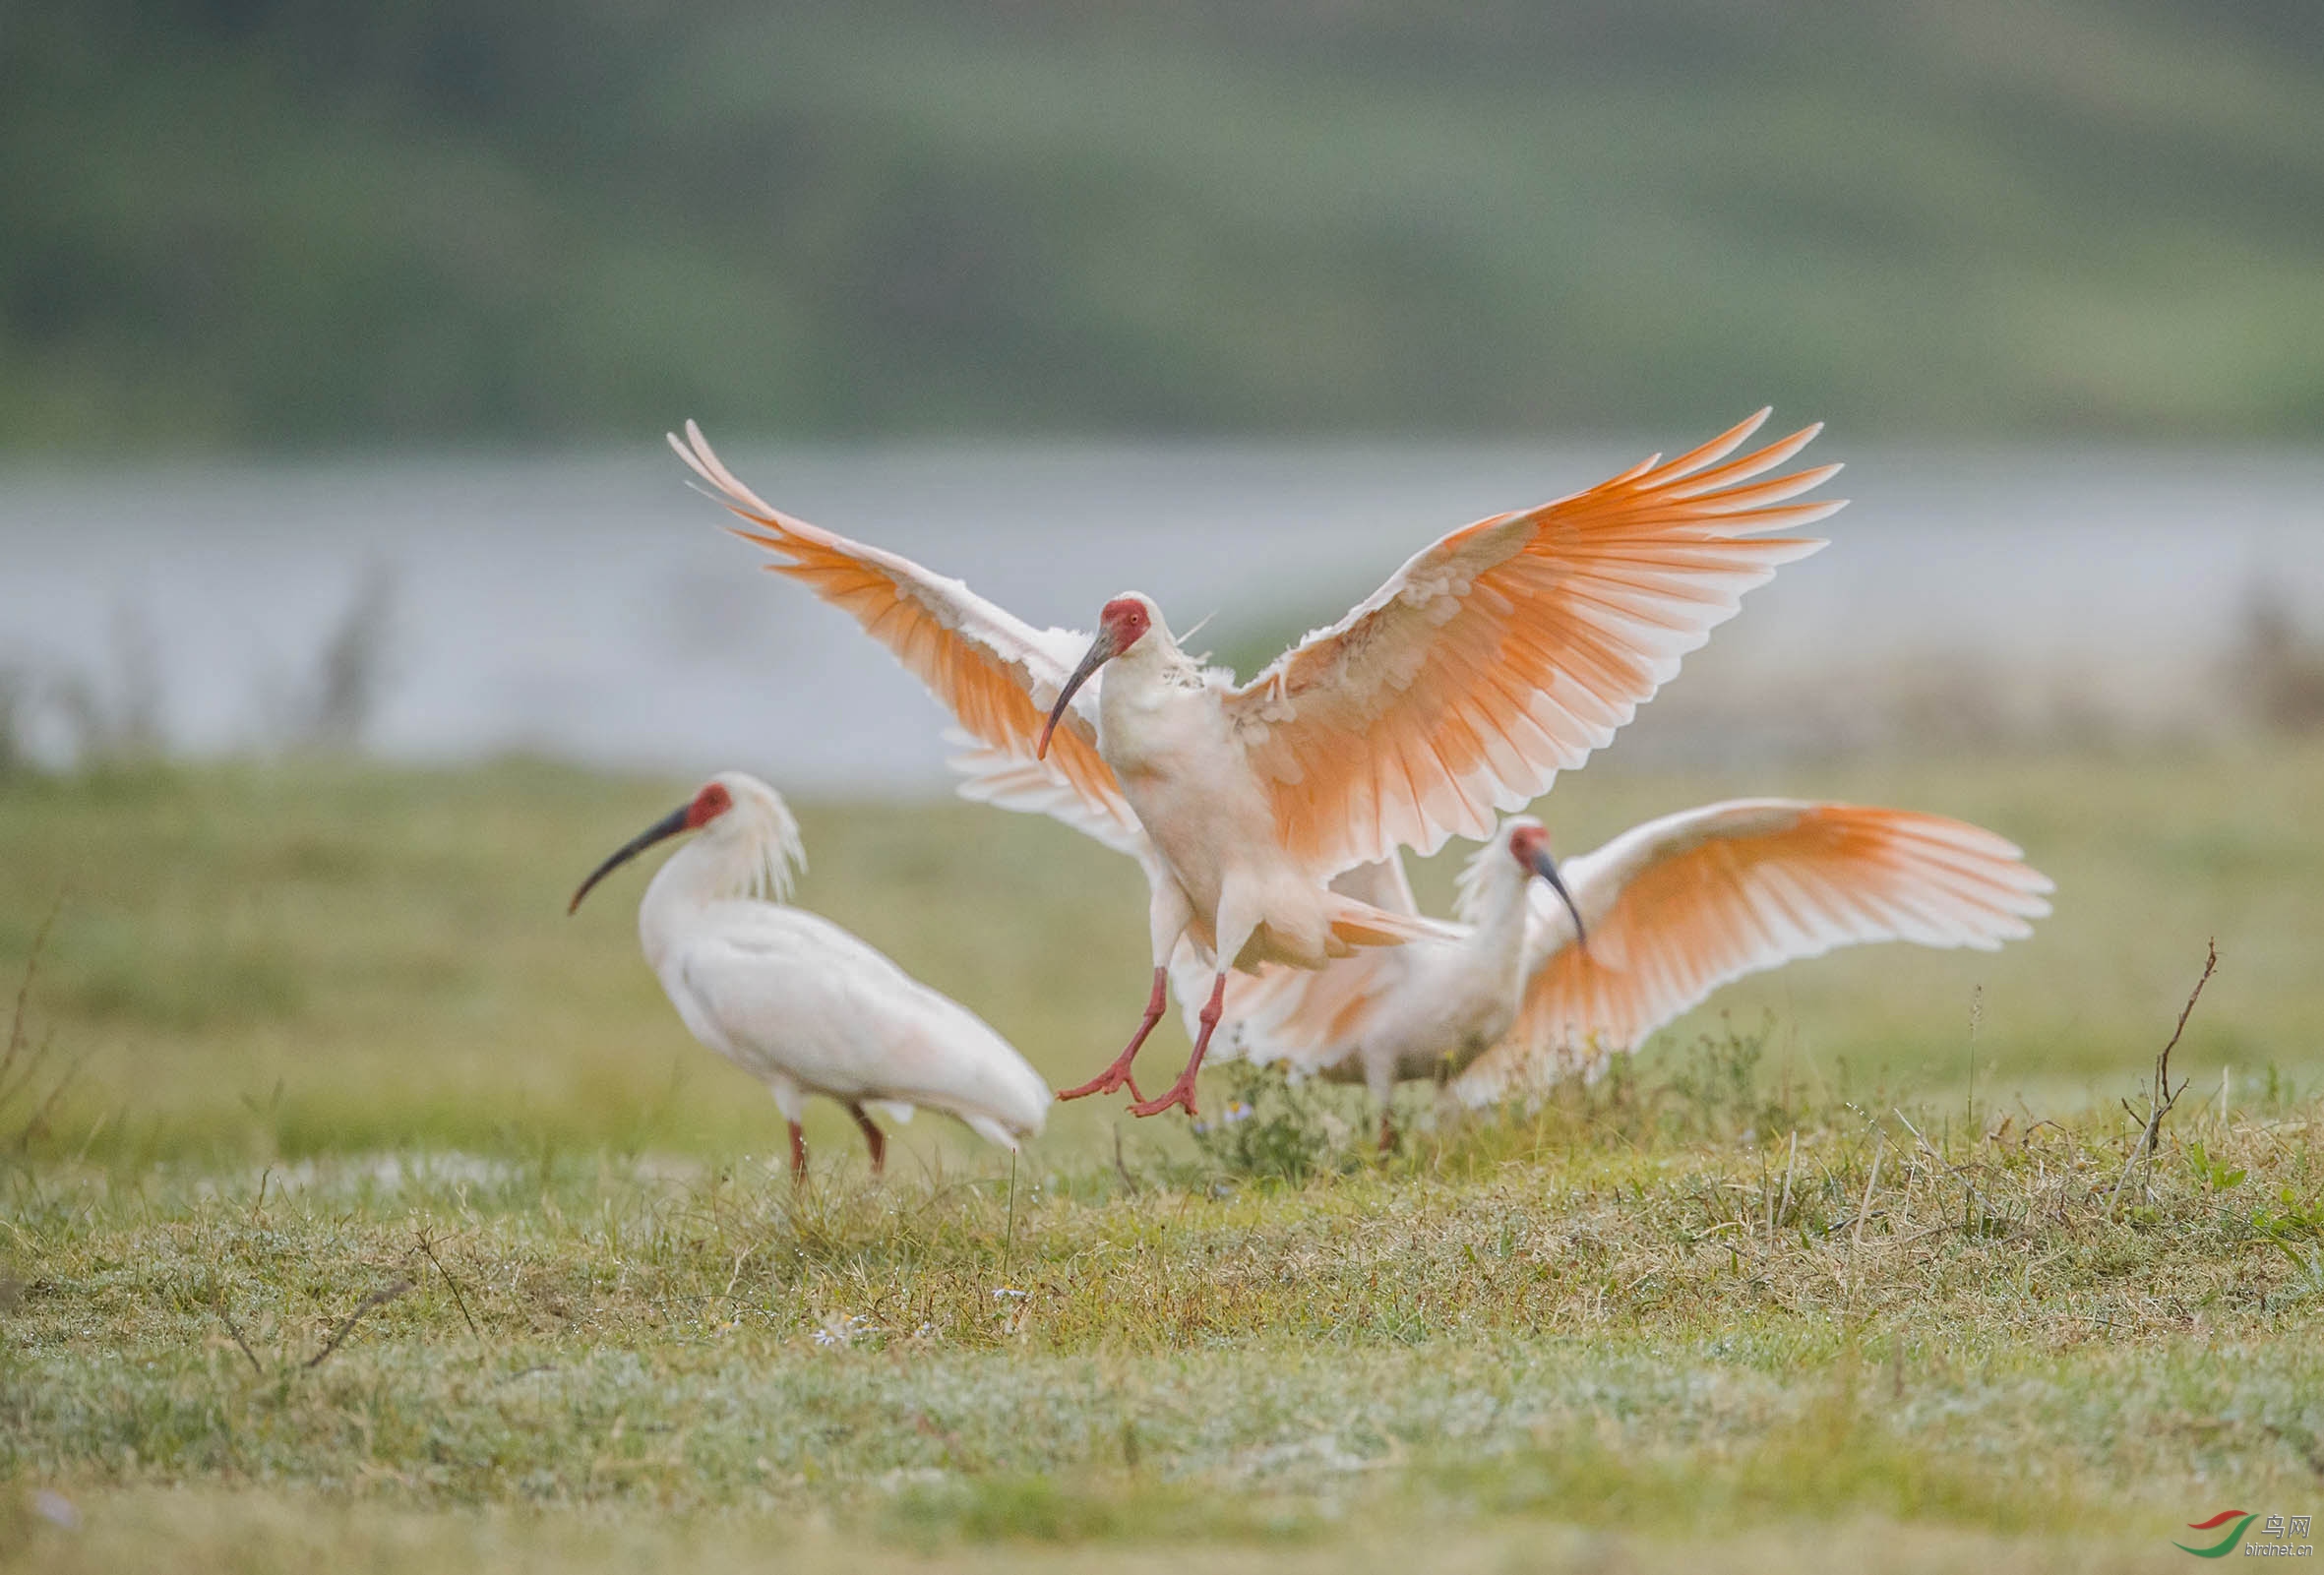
672, 423, 1128, 834
1466, 801, 2051, 1095
1224, 413, 1841, 871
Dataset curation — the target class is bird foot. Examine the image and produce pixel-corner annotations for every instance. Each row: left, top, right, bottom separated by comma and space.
1128, 971, 1223, 1119
1127, 1073, 1199, 1120
1057, 1055, 1143, 1104
1060, 968, 1167, 1102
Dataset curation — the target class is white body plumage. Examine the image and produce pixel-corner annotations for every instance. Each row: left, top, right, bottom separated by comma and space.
572, 771, 1050, 1177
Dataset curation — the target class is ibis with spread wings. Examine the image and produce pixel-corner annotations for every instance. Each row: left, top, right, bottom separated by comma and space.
672, 414, 1841, 1117
1196, 802, 2051, 1143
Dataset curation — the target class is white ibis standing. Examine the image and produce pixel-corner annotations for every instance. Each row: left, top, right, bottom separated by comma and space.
672, 412, 1840, 1117
567, 771, 1051, 1180
1188, 801, 2052, 1144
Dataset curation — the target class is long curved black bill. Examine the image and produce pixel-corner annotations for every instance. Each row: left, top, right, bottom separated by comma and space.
1037, 632, 1114, 759
1531, 849, 1587, 951
568, 803, 692, 914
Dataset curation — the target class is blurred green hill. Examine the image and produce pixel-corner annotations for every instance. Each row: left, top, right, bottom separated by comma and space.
5, 0, 2322, 449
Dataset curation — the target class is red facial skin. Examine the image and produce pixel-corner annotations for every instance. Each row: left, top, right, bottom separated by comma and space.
1099, 597, 1152, 653
1039, 598, 1153, 760
1507, 824, 1550, 869
569, 780, 735, 914
686, 781, 734, 829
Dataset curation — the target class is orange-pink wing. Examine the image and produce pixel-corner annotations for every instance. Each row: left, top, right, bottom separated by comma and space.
1222, 412, 1840, 873
1469, 801, 2052, 1094
671, 422, 1134, 835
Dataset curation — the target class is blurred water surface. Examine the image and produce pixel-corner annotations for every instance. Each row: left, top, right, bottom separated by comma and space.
3, 440, 2320, 788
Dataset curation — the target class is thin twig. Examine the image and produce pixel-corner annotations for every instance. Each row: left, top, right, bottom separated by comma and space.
1113, 1124, 1140, 1196
1853, 1132, 1884, 1250
1003, 1151, 1018, 1278
719, 1242, 756, 1307
1966, 982, 1983, 1142
12, 1029, 89, 1152
1761, 1143, 1774, 1241
0, 900, 65, 1131
304, 1279, 411, 1369
2155, 940, 2218, 1104
1892, 1108, 1939, 1163
217, 1299, 265, 1376
4, 898, 61, 1071
2107, 940, 2217, 1219
2104, 1123, 2155, 1219
1775, 1130, 1798, 1238
413, 1229, 477, 1336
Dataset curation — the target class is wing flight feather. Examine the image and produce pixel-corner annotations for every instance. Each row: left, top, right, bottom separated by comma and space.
1224, 412, 1842, 872
1459, 801, 2051, 1097
672, 422, 1128, 833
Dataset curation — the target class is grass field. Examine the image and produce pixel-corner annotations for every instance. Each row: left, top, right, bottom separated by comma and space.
3, 740, 2320, 1166
3, 742, 2322, 1568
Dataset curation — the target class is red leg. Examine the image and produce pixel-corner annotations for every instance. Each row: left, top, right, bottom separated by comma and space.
848, 1103, 886, 1178
1056, 967, 1166, 1102
787, 1121, 808, 1185
1376, 1109, 1396, 1155
1129, 972, 1226, 1119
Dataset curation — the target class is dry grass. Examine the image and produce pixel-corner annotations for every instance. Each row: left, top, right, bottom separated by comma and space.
0, 741, 2319, 1168
1, 749, 2320, 1568
3, 1061, 2319, 1564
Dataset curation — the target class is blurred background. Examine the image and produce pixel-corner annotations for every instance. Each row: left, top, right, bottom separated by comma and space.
1, 1, 2319, 1165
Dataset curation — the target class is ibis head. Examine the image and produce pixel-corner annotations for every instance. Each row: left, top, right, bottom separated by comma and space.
1507, 820, 1586, 949
568, 778, 737, 915
1038, 594, 1157, 758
